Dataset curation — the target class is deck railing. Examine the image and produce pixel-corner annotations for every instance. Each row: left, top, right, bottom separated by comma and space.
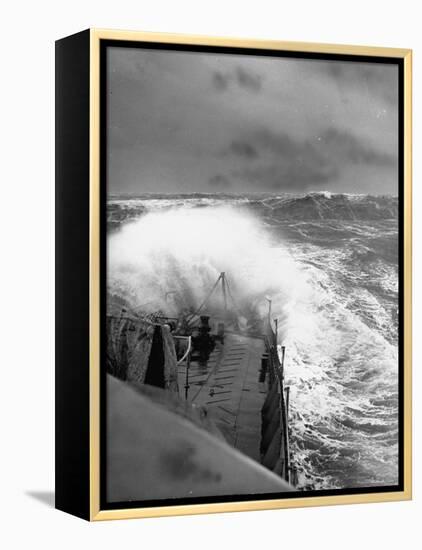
174, 335, 192, 400
260, 322, 298, 486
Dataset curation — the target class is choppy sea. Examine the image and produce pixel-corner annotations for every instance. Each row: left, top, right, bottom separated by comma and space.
107, 192, 399, 490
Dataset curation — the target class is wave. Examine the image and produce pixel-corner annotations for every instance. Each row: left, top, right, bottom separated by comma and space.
281, 254, 398, 489
107, 205, 303, 319
107, 201, 399, 490
108, 192, 398, 232
250, 192, 398, 222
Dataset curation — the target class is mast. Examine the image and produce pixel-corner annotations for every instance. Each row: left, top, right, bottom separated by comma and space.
221, 271, 228, 314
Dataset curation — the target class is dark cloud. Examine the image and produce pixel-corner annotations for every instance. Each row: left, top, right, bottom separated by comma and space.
211, 66, 262, 93
231, 130, 337, 189
254, 130, 303, 157
253, 127, 395, 167
212, 71, 230, 91
236, 67, 262, 92
234, 163, 338, 190
228, 140, 259, 159
108, 47, 399, 195
230, 127, 396, 191
318, 62, 398, 106
321, 128, 397, 166
209, 174, 231, 188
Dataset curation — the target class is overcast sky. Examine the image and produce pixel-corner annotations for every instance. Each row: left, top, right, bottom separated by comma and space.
107, 46, 398, 196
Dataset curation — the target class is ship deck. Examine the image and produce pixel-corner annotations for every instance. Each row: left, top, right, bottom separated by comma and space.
177, 332, 268, 461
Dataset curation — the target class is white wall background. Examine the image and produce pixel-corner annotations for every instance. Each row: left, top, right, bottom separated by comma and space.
0, 0, 419, 548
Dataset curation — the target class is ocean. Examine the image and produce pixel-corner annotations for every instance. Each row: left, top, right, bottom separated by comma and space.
107, 192, 399, 491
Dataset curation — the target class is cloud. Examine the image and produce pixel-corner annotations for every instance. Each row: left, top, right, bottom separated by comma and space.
211, 66, 263, 93
208, 174, 231, 188
212, 71, 230, 91
321, 128, 396, 166
107, 47, 399, 195
229, 127, 396, 191
228, 141, 259, 159
234, 163, 338, 191
235, 67, 262, 92
316, 61, 398, 106
255, 127, 395, 168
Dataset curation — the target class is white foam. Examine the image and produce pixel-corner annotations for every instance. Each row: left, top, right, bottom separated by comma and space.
108, 205, 309, 318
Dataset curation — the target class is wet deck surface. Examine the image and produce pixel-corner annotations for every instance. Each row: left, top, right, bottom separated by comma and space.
178, 333, 267, 461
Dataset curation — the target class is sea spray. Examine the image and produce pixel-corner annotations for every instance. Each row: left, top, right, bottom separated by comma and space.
107, 205, 308, 324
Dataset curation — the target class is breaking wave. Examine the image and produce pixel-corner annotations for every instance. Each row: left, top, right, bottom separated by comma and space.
108, 206, 305, 320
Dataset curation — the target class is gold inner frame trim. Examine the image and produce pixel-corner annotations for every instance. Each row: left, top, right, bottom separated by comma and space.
89, 28, 412, 521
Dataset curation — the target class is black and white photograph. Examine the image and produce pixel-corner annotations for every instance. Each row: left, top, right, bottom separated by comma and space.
104, 43, 402, 505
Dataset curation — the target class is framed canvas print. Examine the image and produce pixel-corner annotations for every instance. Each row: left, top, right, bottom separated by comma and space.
55, 29, 412, 521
